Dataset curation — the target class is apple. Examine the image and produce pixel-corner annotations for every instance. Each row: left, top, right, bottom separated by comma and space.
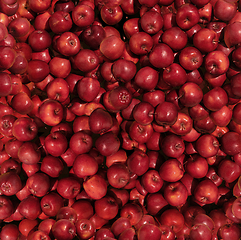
49, 10, 72, 34
18, 141, 41, 165
194, 179, 219, 206
163, 181, 188, 207
137, 224, 162, 240
195, 134, 219, 158
44, 131, 68, 157
100, 35, 125, 61
110, 217, 132, 237
159, 158, 184, 182
218, 223, 241, 240
40, 192, 64, 217
204, 50, 230, 76
120, 202, 143, 225
218, 159, 241, 184
185, 154, 209, 179
221, 131, 241, 156
94, 195, 119, 220
83, 174, 108, 200
52, 219, 76, 240
159, 208, 185, 233
176, 3, 200, 30
107, 163, 130, 188
141, 169, 163, 193
127, 149, 150, 176
40, 155, 64, 178
161, 133, 185, 158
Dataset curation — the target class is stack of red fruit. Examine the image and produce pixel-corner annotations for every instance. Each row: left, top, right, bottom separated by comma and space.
0, 0, 241, 239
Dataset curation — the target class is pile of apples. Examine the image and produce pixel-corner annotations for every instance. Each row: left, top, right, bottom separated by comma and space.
1, 0, 241, 239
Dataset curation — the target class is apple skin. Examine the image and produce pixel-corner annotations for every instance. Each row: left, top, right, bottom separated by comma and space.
170, 112, 193, 136
176, 3, 200, 30
163, 181, 188, 207
189, 223, 212, 240
100, 35, 125, 61
95, 227, 115, 240
155, 102, 178, 128
137, 224, 162, 240
159, 158, 184, 182
18, 141, 41, 165
74, 49, 99, 73
38, 99, 64, 127
100, 5, 123, 26
83, 174, 108, 200
8, 17, 31, 38
26, 172, 50, 198
178, 82, 203, 108
69, 131, 93, 155
230, 73, 241, 98
0, 224, 20, 240
194, 179, 219, 206
111, 217, 132, 237
193, 28, 218, 54
71, 199, 94, 221
56, 206, 77, 224
203, 86, 228, 112
0, 72, 12, 97
224, 21, 241, 48
40, 192, 64, 217
140, 10, 163, 35
46, 77, 69, 103
185, 154, 209, 179
57, 176, 81, 199
195, 134, 219, 158
72, 4, 95, 28
129, 31, 153, 55
12, 117, 38, 142
218, 223, 241, 240
158, 208, 185, 233
44, 131, 68, 157
232, 102, 241, 125
218, 159, 241, 184
77, 77, 100, 103
108, 86, 132, 111
94, 195, 119, 220
134, 214, 156, 231
221, 131, 241, 156
0, 158, 21, 175
141, 169, 163, 193
75, 218, 95, 240
49, 56, 71, 79
52, 219, 76, 240
49, 10, 72, 34
149, 43, 174, 69
73, 153, 98, 179
107, 163, 130, 188
11, 92, 34, 115
18, 195, 42, 220
161, 133, 185, 159
40, 155, 64, 178
95, 131, 120, 156
57, 31, 81, 56
127, 149, 150, 176
204, 50, 230, 76
0, 171, 22, 196
129, 121, 153, 144
119, 202, 143, 226
105, 149, 127, 168
146, 192, 168, 216
210, 105, 232, 127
